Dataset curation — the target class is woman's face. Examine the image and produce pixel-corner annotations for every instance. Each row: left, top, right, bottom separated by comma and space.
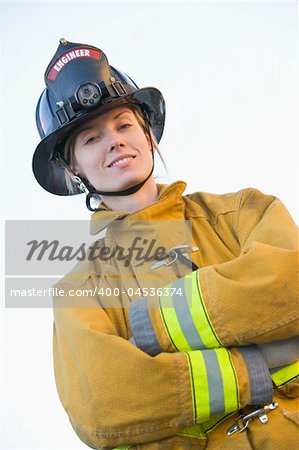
72, 106, 153, 193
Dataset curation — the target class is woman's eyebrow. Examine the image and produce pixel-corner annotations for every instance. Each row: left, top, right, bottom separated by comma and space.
76, 126, 96, 141
113, 110, 133, 119
77, 110, 133, 137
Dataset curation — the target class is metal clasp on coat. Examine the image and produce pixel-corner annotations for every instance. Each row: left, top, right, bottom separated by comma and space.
226, 402, 278, 436
150, 245, 198, 270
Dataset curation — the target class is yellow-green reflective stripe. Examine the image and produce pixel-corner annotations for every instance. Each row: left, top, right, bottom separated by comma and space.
188, 349, 238, 423
159, 272, 221, 351
271, 361, 299, 386
215, 348, 238, 413
190, 272, 220, 348
188, 351, 210, 420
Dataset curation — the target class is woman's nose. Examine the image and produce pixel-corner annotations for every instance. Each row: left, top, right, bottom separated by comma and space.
106, 131, 125, 152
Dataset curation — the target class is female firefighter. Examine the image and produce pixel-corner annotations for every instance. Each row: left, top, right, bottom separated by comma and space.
33, 39, 298, 450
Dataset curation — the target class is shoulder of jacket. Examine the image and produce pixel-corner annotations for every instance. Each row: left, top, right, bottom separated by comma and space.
184, 187, 275, 222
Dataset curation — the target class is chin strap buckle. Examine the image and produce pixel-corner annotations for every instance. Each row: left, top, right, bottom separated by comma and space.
226, 402, 278, 436
72, 175, 90, 195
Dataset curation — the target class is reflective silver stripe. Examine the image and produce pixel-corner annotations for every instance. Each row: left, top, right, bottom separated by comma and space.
239, 345, 273, 404
172, 278, 206, 349
202, 350, 225, 416
129, 298, 161, 356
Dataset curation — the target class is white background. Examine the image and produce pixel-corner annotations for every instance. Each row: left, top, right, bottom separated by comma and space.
1, 1, 297, 449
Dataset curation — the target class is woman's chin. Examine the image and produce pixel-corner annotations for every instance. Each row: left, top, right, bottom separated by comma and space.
93, 177, 143, 194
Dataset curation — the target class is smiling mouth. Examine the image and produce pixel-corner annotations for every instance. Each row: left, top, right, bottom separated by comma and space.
108, 155, 136, 168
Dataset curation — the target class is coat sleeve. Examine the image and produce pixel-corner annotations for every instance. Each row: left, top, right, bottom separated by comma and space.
53, 274, 267, 449
203, 188, 298, 345
129, 188, 298, 353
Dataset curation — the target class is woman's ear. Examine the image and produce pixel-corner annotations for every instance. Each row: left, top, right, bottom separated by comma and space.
68, 169, 81, 184
72, 161, 83, 175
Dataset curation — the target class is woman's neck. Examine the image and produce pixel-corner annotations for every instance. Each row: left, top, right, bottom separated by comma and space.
100, 177, 159, 213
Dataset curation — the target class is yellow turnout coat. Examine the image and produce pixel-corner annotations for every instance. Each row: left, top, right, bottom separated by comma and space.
53, 181, 298, 449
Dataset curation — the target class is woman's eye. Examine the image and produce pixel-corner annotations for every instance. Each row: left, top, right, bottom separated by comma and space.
85, 136, 98, 145
119, 123, 131, 130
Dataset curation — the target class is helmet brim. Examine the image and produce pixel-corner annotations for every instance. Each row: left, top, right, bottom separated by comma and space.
32, 87, 165, 196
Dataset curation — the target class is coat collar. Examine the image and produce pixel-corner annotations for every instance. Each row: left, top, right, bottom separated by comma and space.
90, 180, 187, 235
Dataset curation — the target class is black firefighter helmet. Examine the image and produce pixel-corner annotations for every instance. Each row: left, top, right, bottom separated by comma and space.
33, 38, 165, 196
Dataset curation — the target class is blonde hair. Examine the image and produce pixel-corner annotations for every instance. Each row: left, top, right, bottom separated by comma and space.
63, 104, 166, 195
